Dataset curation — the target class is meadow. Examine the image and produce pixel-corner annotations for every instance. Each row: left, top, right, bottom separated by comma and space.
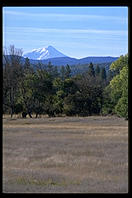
3, 116, 128, 193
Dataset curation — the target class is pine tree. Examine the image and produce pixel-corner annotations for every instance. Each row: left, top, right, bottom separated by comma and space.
24, 57, 31, 73
107, 70, 114, 82
47, 61, 53, 73
88, 62, 95, 77
95, 65, 100, 76
60, 66, 66, 81
65, 64, 71, 79
100, 67, 106, 80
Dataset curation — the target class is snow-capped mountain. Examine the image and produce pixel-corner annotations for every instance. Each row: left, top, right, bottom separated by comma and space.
23, 45, 67, 60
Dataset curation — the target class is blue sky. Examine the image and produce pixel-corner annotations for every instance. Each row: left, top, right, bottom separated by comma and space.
3, 6, 128, 58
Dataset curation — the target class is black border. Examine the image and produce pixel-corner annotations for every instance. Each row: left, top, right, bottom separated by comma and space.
1, 1, 132, 6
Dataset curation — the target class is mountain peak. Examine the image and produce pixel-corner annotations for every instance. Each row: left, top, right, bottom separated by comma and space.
23, 46, 67, 60
47, 45, 54, 49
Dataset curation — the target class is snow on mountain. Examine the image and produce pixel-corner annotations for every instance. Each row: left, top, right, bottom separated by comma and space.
23, 45, 67, 60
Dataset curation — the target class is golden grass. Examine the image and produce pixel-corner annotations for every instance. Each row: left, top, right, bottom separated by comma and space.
3, 116, 128, 193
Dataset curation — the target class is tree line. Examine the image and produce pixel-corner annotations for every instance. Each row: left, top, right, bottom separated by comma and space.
3, 45, 128, 119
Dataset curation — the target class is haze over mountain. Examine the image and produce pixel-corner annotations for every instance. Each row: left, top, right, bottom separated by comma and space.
23, 45, 67, 60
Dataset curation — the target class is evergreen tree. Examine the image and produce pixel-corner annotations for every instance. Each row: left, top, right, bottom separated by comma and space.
95, 65, 100, 76
65, 64, 71, 79
47, 61, 53, 73
53, 66, 59, 78
100, 67, 106, 80
60, 66, 66, 81
88, 62, 95, 77
24, 57, 30, 71
107, 70, 114, 82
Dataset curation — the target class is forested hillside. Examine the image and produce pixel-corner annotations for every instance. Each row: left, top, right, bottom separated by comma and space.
3, 45, 128, 119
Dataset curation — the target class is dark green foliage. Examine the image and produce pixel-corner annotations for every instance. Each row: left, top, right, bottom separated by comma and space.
95, 65, 100, 76
100, 67, 107, 80
3, 45, 128, 119
62, 75, 103, 116
46, 62, 59, 79
60, 66, 66, 81
63, 94, 76, 116
22, 112, 27, 118
107, 70, 114, 82
63, 78, 78, 96
102, 85, 115, 115
68, 62, 112, 76
87, 62, 95, 77
24, 57, 30, 71
65, 64, 71, 78
14, 103, 23, 114
53, 78, 64, 92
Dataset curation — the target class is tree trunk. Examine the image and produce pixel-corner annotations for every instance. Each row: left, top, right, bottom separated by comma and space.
11, 108, 13, 118
22, 112, 27, 118
28, 112, 32, 118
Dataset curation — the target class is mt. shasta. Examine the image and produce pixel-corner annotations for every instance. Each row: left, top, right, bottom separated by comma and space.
23, 45, 67, 60
22, 45, 118, 66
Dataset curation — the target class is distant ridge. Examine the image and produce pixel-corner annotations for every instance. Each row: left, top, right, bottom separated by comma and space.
4, 54, 118, 66
3, 54, 119, 76
29, 56, 118, 66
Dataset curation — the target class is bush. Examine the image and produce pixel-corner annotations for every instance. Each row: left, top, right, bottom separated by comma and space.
14, 103, 23, 114
115, 96, 128, 119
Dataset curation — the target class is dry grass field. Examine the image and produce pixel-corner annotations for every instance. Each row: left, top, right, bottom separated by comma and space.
3, 116, 128, 193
